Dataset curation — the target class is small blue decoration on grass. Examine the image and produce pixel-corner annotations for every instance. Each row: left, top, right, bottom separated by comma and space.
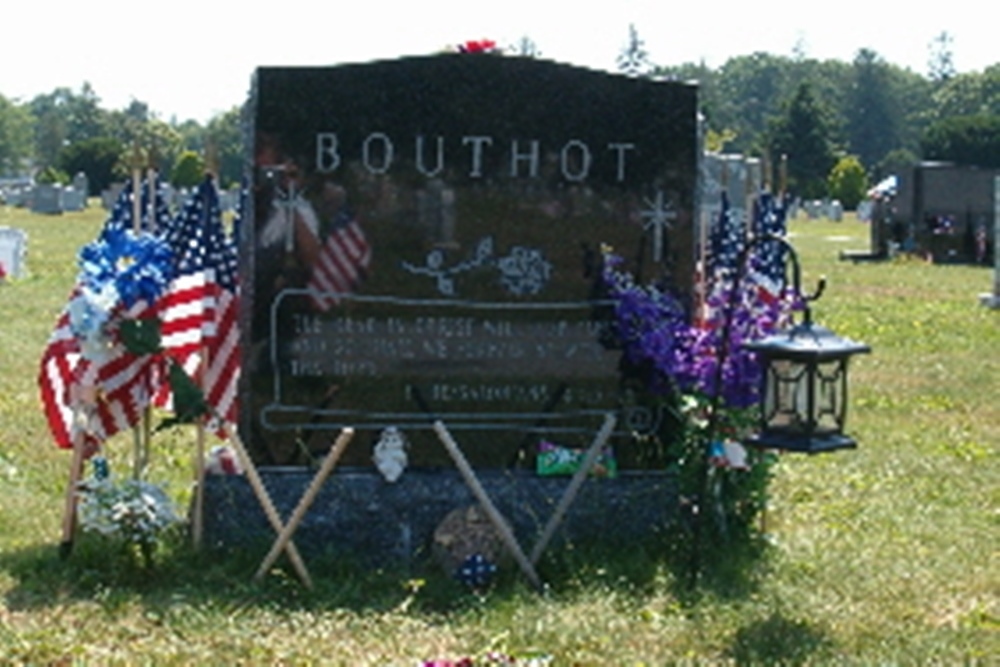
456, 553, 496, 590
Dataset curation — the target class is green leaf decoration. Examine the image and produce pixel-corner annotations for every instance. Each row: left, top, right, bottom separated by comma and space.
120, 318, 163, 355
156, 361, 210, 431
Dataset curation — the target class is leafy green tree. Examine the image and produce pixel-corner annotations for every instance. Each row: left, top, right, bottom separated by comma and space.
921, 114, 1000, 168
106, 107, 183, 176
882, 65, 935, 158
767, 83, 838, 199
876, 147, 919, 180
204, 107, 243, 188
655, 59, 724, 133
0, 94, 32, 175
170, 150, 205, 188
931, 66, 1000, 120
827, 155, 868, 209
35, 165, 69, 185
57, 136, 124, 195
704, 128, 737, 153
29, 84, 111, 168
174, 118, 205, 153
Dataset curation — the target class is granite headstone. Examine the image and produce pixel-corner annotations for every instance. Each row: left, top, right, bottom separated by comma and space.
240, 55, 699, 469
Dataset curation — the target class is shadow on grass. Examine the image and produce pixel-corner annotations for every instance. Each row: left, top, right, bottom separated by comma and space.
725, 612, 834, 666
0, 530, 439, 615
0, 524, 774, 619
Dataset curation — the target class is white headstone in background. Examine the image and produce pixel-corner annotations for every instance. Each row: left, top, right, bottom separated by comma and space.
0, 227, 27, 279
700, 153, 725, 223
61, 186, 85, 211
980, 175, 1000, 308
856, 200, 873, 221
829, 200, 843, 221
72, 172, 89, 201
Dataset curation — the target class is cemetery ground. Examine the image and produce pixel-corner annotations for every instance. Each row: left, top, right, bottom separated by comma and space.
0, 203, 996, 665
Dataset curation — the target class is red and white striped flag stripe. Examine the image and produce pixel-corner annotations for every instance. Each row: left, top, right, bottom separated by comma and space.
307, 219, 371, 311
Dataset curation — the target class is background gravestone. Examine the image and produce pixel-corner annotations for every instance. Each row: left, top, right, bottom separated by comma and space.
72, 172, 90, 200
0, 227, 27, 278
61, 186, 85, 212
31, 184, 63, 215
240, 55, 698, 469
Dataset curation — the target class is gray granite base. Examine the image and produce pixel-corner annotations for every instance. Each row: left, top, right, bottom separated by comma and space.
201, 467, 678, 566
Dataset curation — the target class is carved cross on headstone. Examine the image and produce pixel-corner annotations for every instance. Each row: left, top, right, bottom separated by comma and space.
260, 164, 305, 253
641, 190, 676, 263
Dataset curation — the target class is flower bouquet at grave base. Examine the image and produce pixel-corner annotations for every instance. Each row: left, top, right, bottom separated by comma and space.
76, 455, 180, 567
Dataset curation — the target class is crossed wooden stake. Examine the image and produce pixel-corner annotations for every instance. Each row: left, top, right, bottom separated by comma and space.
235, 415, 617, 591
433, 414, 617, 590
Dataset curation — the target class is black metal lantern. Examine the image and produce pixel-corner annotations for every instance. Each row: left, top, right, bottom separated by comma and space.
741, 237, 871, 453
744, 320, 870, 453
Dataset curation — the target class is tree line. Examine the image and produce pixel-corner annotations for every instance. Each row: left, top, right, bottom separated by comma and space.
0, 36, 997, 207
647, 40, 1000, 205
0, 83, 241, 196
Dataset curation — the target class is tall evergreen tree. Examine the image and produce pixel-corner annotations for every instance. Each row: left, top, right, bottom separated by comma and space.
846, 49, 900, 171
617, 24, 650, 77
927, 31, 956, 83
768, 82, 838, 199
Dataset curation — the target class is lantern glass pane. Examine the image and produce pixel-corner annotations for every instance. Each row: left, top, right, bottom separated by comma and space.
763, 360, 807, 432
814, 359, 846, 434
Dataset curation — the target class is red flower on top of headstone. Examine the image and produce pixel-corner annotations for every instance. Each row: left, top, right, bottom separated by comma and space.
459, 39, 499, 54
0, 262, 6, 281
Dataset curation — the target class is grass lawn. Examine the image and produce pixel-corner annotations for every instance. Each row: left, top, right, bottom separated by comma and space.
0, 202, 996, 665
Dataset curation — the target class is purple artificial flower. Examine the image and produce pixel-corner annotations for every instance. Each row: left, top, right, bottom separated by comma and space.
601, 250, 797, 409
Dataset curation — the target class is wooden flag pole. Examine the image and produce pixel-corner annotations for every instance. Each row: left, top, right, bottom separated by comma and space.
530, 413, 617, 565
226, 429, 314, 588
59, 385, 99, 557
433, 420, 542, 591
779, 154, 788, 201
190, 337, 209, 549
192, 176, 215, 548
129, 142, 146, 480
254, 429, 355, 581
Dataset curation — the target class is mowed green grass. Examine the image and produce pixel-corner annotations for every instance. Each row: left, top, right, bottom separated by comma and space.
0, 203, 996, 665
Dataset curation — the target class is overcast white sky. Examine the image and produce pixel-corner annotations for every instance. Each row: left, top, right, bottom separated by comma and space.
1, 1, 995, 124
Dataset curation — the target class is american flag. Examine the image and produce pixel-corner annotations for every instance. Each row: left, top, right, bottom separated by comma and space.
307, 207, 371, 311
748, 191, 788, 302
709, 190, 745, 282
201, 185, 240, 430
38, 180, 171, 449
157, 177, 240, 430
103, 177, 174, 236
